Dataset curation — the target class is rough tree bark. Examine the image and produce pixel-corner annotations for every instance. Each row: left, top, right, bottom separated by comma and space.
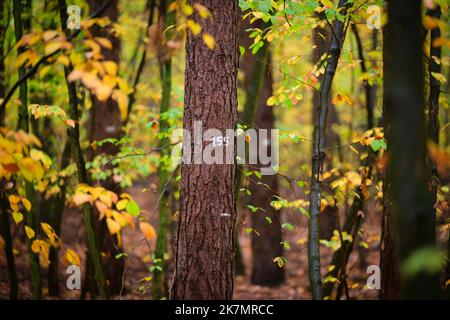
384, 0, 440, 299
170, 0, 238, 300
308, 0, 351, 300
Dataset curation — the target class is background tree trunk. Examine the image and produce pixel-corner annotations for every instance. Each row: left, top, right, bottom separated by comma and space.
384, 0, 440, 299
170, 0, 238, 300
248, 54, 284, 286
87, 0, 124, 296
153, 0, 175, 300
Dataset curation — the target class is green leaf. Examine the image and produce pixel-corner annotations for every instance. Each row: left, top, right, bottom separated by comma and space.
125, 200, 140, 217
370, 138, 387, 151
115, 253, 128, 259
402, 246, 444, 278
282, 223, 294, 231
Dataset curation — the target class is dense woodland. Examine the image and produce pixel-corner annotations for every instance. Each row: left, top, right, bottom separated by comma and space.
0, 0, 449, 300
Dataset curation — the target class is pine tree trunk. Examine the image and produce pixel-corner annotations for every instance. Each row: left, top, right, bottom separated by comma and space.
384, 0, 440, 299
170, 0, 238, 300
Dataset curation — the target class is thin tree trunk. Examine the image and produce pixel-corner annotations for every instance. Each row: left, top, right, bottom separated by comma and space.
426, 6, 441, 218
57, 0, 108, 299
384, 0, 440, 299
308, 0, 351, 300
0, 187, 18, 299
323, 25, 378, 300
312, 18, 339, 242
153, 0, 174, 300
0, 0, 8, 126
13, 0, 42, 299
124, 0, 155, 126
170, 0, 238, 300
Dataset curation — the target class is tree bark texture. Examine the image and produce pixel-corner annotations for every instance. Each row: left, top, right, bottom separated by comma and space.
171, 0, 238, 300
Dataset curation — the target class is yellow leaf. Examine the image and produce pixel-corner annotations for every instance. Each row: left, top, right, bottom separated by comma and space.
193, 3, 211, 19
25, 226, 35, 239
42, 30, 59, 41
41, 222, 60, 248
106, 217, 121, 234
64, 119, 76, 128
139, 221, 156, 240
72, 193, 92, 206
31, 239, 41, 253
186, 19, 201, 35
9, 195, 21, 204
11, 211, 23, 225
432, 37, 446, 48
332, 93, 353, 106
64, 249, 80, 266
202, 33, 215, 50
57, 55, 70, 66
423, 16, 439, 30
103, 61, 118, 76
44, 41, 63, 55
266, 96, 276, 106
22, 198, 31, 212
116, 199, 128, 211
113, 90, 128, 120
320, 0, 334, 8
96, 37, 112, 49
95, 84, 113, 101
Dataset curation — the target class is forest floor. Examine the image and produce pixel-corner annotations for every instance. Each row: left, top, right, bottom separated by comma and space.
1, 176, 381, 300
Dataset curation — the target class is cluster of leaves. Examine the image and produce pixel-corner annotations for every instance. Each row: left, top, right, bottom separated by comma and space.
70, 184, 156, 241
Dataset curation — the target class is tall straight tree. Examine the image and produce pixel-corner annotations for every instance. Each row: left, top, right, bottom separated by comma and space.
239, 16, 284, 286
170, 0, 238, 300
57, 0, 107, 299
87, 0, 124, 296
153, 0, 175, 299
13, 0, 42, 299
384, 0, 441, 299
307, 0, 351, 300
